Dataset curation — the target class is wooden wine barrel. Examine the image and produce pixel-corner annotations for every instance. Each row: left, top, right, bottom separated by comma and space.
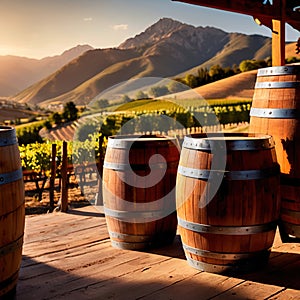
176, 133, 280, 274
249, 65, 300, 240
0, 126, 25, 299
103, 135, 180, 250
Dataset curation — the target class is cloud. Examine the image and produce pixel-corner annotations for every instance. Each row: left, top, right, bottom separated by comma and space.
83, 17, 93, 22
112, 24, 128, 31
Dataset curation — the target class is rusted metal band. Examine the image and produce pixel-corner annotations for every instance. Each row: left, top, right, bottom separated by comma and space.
257, 66, 300, 76
109, 231, 152, 243
108, 231, 153, 250
0, 235, 23, 258
185, 255, 269, 274
0, 127, 17, 147
110, 240, 150, 250
182, 242, 270, 260
103, 161, 178, 171
255, 81, 300, 89
0, 168, 23, 185
104, 207, 166, 220
177, 165, 279, 181
178, 217, 277, 235
250, 108, 300, 119
183, 135, 274, 151
107, 136, 178, 149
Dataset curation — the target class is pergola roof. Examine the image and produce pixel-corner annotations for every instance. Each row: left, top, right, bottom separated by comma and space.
173, 0, 300, 31
173, 0, 300, 66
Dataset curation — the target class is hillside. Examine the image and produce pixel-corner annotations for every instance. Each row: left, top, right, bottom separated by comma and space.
9, 18, 274, 107
0, 45, 93, 96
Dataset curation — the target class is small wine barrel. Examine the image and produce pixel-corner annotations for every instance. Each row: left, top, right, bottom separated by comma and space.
103, 135, 180, 250
249, 65, 300, 240
176, 133, 280, 274
0, 126, 25, 299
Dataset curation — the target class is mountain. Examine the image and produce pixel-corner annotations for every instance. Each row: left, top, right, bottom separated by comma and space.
10, 18, 275, 106
0, 45, 93, 96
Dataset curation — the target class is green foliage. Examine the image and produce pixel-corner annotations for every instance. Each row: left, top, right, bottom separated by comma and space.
122, 95, 131, 103
62, 101, 78, 122
135, 90, 149, 100
19, 133, 107, 175
51, 112, 63, 125
239, 60, 267, 72
149, 85, 169, 97
286, 56, 300, 64
43, 120, 52, 130
92, 99, 109, 109
167, 81, 188, 93
16, 123, 44, 145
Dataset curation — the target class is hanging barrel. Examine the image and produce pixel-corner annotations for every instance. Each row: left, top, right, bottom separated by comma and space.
176, 133, 280, 274
0, 126, 25, 299
249, 65, 300, 240
103, 135, 180, 250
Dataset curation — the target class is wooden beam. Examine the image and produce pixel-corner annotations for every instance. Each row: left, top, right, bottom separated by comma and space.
272, 19, 285, 66
173, 0, 300, 31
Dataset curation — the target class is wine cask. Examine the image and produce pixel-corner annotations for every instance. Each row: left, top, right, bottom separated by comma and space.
0, 126, 25, 299
249, 65, 300, 240
103, 135, 180, 250
176, 133, 280, 274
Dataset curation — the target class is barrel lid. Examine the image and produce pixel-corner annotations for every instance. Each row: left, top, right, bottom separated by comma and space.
0, 126, 17, 147
183, 133, 275, 151
257, 65, 300, 76
107, 134, 179, 149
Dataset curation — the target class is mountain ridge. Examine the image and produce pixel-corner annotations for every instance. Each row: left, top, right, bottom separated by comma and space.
5, 18, 299, 107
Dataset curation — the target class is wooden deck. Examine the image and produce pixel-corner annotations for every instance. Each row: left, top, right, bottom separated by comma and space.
16, 205, 300, 300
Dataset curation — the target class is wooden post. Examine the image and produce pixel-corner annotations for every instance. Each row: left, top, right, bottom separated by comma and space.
49, 143, 57, 210
272, 0, 286, 66
61, 141, 68, 212
95, 134, 104, 207
272, 19, 286, 66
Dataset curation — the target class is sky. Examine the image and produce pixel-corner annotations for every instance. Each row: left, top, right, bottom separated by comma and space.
0, 0, 299, 59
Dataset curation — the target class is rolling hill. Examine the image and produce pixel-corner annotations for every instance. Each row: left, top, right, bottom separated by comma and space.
7, 18, 299, 107
9, 18, 275, 107
0, 45, 93, 96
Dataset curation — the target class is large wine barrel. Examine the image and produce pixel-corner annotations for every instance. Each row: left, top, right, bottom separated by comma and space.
0, 126, 25, 299
176, 133, 280, 274
249, 65, 300, 240
103, 135, 180, 250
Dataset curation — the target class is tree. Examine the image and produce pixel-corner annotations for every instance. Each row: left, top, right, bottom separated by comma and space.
184, 74, 198, 88
62, 101, 78, 122
239, 60, 267, 72
51, 112, 62, 125
94, 99, 109, 109
43, 120, 52, 130
209, 65, 225, 81
122, 95, 131, 103
167, 80, 188, 93
149, 86, 169, 97
135, 91, 149, 100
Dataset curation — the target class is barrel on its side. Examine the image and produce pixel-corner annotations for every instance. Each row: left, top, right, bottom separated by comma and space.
176, 133, 280, 274
0, 126, 25, 299
249, 65, 300, 240
103, 135, 180, 250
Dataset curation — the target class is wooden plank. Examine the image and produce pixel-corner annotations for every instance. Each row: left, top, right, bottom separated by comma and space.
211, 281, 283, 299
268, 288, 300, 299
18, 250, 171, 299
16, 206, 300, 300
141, 272, 244, 300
